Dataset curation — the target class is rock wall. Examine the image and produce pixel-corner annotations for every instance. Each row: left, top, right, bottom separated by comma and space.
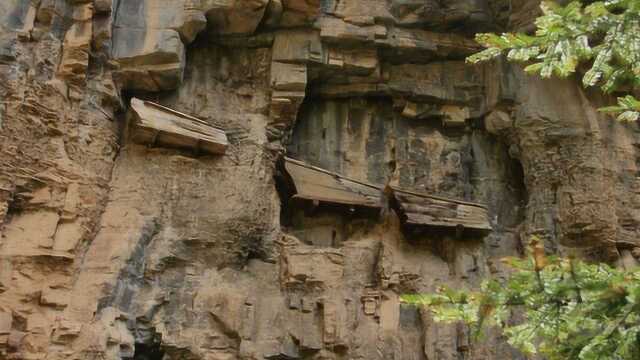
1, 0, 640, 359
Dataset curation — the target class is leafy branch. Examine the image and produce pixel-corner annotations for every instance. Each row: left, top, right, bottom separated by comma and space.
401, 236, 640, 359
467, 0, 640, 122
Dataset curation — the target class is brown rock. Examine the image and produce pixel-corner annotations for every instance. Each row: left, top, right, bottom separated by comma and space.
40, 287, 69, 308
112, 28, 185, 91
272, 30, 323, 64
280, 0, 321, 26
270, 62, 307, 91
94, 0, 112, 14
0, 312, 11, 337
485, 109, 512, 134
58, 4, 93, 83
441, 105, 470, 127
282, 246, 344, 288
203, 0, 270, 35
53, 221, 84, 252
3, 211, 60, 254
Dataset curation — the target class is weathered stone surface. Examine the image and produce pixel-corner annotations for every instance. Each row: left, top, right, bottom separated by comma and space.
485, 109, 512, 134
202, 0, 270, 35
0, 311, 11, 350
388, 62, 485, 106
3, 210, 60, 255
58, 3, 93, 85
280, 0, 321, 26
112, 27, 185, 91
109, 0, 213, 91
272, 29, 323, 63
281, 244, 344, 289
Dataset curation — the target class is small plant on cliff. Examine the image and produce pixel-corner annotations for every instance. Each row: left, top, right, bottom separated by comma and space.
401, 237, 640, 359
466, 0, 640, 121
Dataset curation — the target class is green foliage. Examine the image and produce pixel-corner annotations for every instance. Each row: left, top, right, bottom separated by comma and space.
466, 0, 640, 121
600, 95, 640, 121
401, 237, 640, 359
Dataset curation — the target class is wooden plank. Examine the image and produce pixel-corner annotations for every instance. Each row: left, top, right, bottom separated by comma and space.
399, 207, 490, 231
128, 98, 228, 154
284, 158, 380, 208
392, 188, 491, 231
391, 187, 489, 209
405, 212, 491, 231
282, 157, 491, 232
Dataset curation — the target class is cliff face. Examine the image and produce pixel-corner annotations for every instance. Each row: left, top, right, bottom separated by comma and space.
1, 1, 639, 359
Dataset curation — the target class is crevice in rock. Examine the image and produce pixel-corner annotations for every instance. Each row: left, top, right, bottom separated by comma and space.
275, 156, 297, 228
506, 158, 527, 232
208, 312, 241, 343
506, 155, 527, 241
96, 218, 160, 314
133, 340, 165, 360
3, 191, 20, 225
236, 231, 271, 267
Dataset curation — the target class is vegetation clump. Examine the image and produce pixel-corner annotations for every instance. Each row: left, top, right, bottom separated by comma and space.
401, 237, 640, 359
467, 0, 640, 121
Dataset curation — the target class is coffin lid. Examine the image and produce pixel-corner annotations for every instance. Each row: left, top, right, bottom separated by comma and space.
128, 98, 228, 155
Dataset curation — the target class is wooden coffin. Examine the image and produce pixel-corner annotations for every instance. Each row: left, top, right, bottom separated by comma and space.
391, 188, 492, 232
281, 157, 491, 233
128, 98, 228, 155
283, 157, 380, 208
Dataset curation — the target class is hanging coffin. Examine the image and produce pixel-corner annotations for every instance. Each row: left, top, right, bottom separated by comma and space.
278, 156, 491, 235
128, 98, 228, 155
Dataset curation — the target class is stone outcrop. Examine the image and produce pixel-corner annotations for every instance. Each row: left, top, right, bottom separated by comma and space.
1, 0, 639, 359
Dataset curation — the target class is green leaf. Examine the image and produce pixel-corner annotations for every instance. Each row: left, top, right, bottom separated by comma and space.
466, 47, 502, 64
617, 111, 639, 122
403, 235, 640, 359
583, 49, 612, 87
524, 62, 544, 74
507, 47, 541, 62
475, 33, 510, 48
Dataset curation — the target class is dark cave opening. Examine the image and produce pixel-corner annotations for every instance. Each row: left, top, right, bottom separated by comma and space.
508, 156, 528, 219
274, 156, 297, 227
133, 342, 165, 360
502, 149, 528, 256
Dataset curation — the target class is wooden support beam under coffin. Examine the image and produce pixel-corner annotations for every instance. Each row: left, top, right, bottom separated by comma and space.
128, 98, 228, 155
279, 157, 491, 234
